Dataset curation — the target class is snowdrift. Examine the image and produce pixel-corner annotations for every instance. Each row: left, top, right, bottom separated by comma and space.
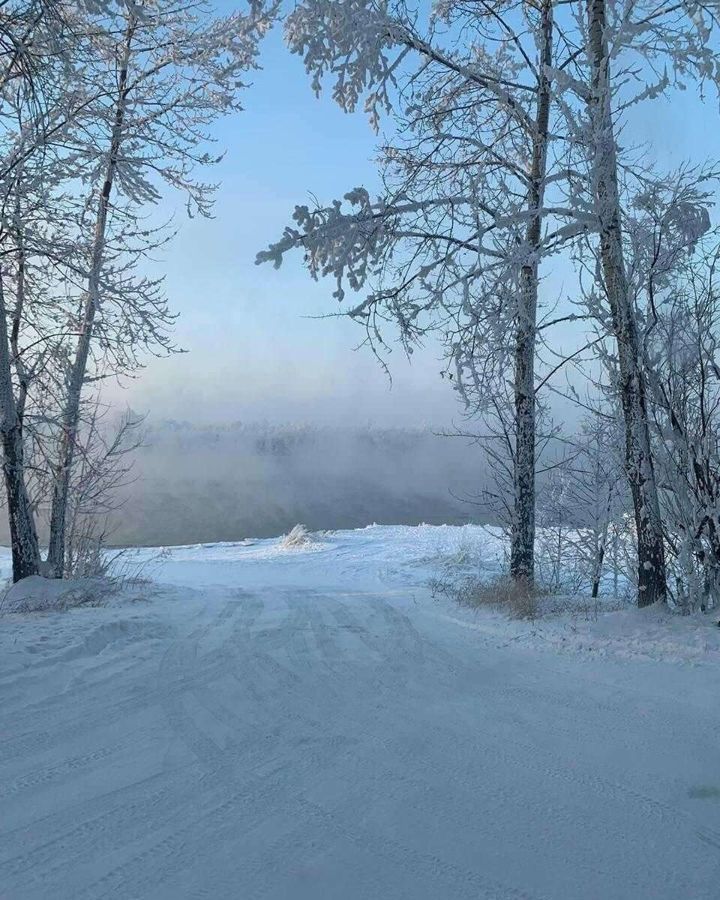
0, 575, 110, 614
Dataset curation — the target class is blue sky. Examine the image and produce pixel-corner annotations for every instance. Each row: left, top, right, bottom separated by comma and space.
117, 8, 718, 428
118, 22, 458, 427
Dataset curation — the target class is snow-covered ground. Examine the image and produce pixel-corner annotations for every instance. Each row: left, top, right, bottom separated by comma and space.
2, 525, 720, 899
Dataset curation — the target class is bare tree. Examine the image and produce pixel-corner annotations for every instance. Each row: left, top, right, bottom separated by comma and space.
0, 266, 40, 579
64, 402, 142, 578
0, 1, 276, 581
45, 0, 277, 576
260, 0, 593, 588
642, 235, 720, 610
516, 0, 720, 605
580, 0, 670, 605
0, 3, 91, 580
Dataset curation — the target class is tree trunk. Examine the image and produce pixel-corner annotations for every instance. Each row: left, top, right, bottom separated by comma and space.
585, 0, 667, 606
510, 0, 553, 586
591, 543, 605, 599
2, 423, 40, 581
0, 268, 39, 582
46, 18, 135, 577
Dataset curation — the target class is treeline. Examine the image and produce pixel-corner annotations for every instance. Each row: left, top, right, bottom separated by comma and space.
68, 421, 494, 546
0, 418, 622, 549
258, 0, 720, 612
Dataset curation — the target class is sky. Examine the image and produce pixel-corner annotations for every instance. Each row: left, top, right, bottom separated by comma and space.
114, 7, 719, 429
115, 21, 458, 428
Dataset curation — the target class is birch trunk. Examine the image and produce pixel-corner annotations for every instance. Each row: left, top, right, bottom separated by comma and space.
586, 0, 667, 606
0, 268, 40, 582
510, 0, 553, 586
46, 19, 135, 577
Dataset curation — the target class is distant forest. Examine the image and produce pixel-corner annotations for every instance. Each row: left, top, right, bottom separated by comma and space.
19, 422, 493, 547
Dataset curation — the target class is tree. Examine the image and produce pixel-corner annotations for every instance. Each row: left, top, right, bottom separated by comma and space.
558, 412, 628, 598
63, 403, 143, 578
0, 3, 92, 581
650, 251, 720, 609
579, 0, 720, 607
635, 207, 720, 610
44, 0, 277, 576
0, 1, 276, 581
580, 0, 670, 605
260, 0, 591, 588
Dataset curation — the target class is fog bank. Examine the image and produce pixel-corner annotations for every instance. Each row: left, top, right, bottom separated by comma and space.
107, 421, 492, 546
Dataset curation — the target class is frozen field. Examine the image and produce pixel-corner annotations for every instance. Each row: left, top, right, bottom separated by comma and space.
1, 525, 720, 899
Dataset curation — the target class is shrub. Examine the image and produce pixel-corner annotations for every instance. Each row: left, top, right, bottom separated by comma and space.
430, 572, 540, 620
279, 524, 314, 549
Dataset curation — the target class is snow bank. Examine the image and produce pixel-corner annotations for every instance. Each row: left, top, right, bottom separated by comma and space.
436, 598, 720, 665
0, 575, 112, 614
2, 525, 715, 666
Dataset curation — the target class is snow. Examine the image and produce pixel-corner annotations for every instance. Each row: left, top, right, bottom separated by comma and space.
2, 525, 720, 899
0, 575, 114, 614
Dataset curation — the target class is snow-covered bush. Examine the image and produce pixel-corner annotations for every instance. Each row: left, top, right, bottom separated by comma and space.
0, 576, 108, 614
279, 524, 314, 549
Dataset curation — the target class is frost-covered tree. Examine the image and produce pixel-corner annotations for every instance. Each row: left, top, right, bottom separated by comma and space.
560, 159, 719, 607
261, 0, 720, 609
635, 208, 720, 610
563, 0, 720, 605
44, 0, 277, 577
0, 4, 93, 581
0, 0, 276, 581
259, 0, 594, 588
549, 410, 630, 598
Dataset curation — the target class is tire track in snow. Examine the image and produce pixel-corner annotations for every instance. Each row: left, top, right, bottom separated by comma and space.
1, 594, 269, 888
157, 598, 252, 769
294, 591, 720, 869
0, 743, 121, 801
31, 591, 360, 898
5, 580, 718, 899
72, 644, 490, 900
61, 587, 437, 899
291, 796, 550, 900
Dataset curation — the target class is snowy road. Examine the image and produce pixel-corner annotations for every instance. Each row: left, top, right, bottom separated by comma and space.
2, 528, 720, 898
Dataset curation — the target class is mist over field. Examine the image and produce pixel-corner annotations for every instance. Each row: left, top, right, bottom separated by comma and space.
99, 421, 492, 546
